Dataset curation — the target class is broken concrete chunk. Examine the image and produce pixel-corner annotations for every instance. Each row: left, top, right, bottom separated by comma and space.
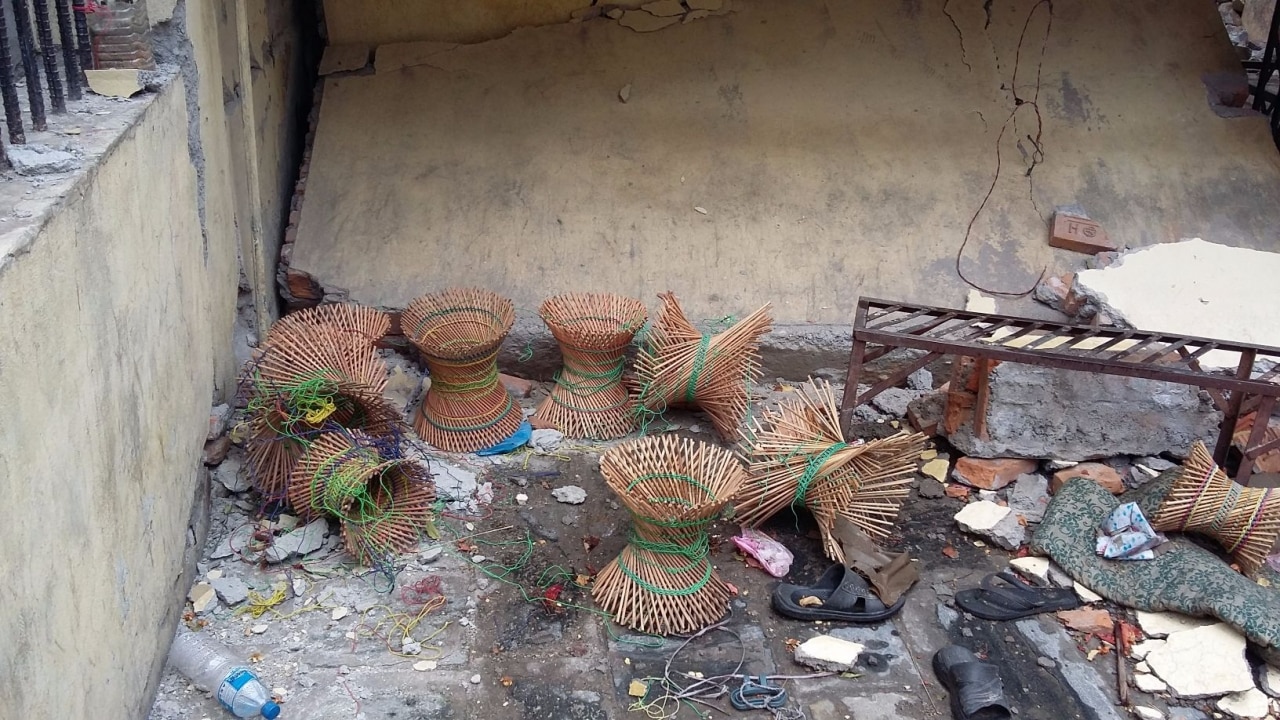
1135, 611, 1216, 638
906, 390, 946, 434
1033, 273, 1083, 316
215, 456, 250, 493
965, 290, 996, 314
1134, 672, 1168, 694
943, 362, 1220, 461
1073, 582, 1102, 604
265, 518, 329, 563
208, 404, 232, 441
1138, 456, 1177, 472
6, 143, 77, 176
952, 457, 1037, 491
203, 436, 232, 466
793, 635, 864, 672
211, 525, 255, 560
920, 458, 949, 483
1145, 623, 1253, 698
1009, 556, 1050, 584
434, 461, 479, 512
907, 368, 934, 392
871, 387, 916, 418
1132, 705, 1163, 720
188, 582, 216, 614
1216, 688, 1271, 719
552, 485, 587, 504
85, 68, 144, 98
618, 9, 681, 32
1261, 665, 1280, 698
529, 428, 564, 453
1129, 639, 1165, 660
1050, 463, 1124, 495
1008, 473, 1050, 522
955, 500, 1024, 550
918, 477, 946, 499
318, 44, 371, 76
210, 577, 249, 606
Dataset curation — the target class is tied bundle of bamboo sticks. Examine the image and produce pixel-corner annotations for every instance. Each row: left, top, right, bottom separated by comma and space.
736, 379, 927, 563
531, 292, 647, 440
287, 430, 436, 565
1152, 441, 1280, 574
632, 292, 772, 441
592, 435, 747, 635
401, 288, 523, 453
244, 308, 399, 499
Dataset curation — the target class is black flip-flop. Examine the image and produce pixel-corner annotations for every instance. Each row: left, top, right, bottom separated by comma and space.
772, 563, 905, 623
932, 645, 1013, 720
954, 570, 1080, 621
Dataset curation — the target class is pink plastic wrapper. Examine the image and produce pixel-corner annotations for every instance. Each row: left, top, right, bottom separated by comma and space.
732, 528, 794, 577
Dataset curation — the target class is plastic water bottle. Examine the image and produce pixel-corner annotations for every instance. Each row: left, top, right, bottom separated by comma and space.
167, 632, 282, 719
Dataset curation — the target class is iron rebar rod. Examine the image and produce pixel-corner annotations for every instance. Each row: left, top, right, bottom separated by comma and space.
54, 0, 79, 100
0, 1, 26, 143
12, 0, 47, 130
33, 0, 64, 113
72, 0, 90, 75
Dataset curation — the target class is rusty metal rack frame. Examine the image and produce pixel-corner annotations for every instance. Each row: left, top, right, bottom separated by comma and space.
838, 298, 1280, 485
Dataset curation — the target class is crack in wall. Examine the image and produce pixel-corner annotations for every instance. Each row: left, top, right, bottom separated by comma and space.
941, 0, 972, 72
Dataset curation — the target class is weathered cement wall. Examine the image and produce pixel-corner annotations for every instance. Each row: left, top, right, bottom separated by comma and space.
0, 79, 240, 718
323, 0, 588, 45
0, 0, 312, 716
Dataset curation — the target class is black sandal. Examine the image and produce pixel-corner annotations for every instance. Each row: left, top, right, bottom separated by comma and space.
954, 570, 1080, 621
933, 646, 1013, 719
771, 563, 905, 623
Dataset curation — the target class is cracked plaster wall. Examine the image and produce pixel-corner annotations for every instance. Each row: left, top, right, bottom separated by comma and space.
322, 0, 595, 45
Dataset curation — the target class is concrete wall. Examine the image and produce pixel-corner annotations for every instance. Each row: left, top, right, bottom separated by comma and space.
323, 0, 590, 44
0, 0, 313, 717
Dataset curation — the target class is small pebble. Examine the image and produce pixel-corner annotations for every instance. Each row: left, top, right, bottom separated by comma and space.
1037, 657, 1056, 669
251, 624, 268, 635
470, 674, 482, 684
414, 660, 436, 672
331, 607, 349, 621
516, 493, 529, 505
472, 555, 486, 563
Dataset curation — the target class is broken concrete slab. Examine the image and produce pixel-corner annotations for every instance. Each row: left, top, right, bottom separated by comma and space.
1009, 473, 1051, 522
6, 143, 77, 176
1261, 665, 1280, 698
85, 68, 144, 98
1216, 688, 1271, 719
1075, 239, 1280, 369
1058, 608, 1113, 635
265, 518, 329, 564
952, 457, 1037, 491
793, 635, 864, 672
211, 577, 249, 606
188, 582, 216, 614
1132, 706, 1163, 720
433, 460, 479, 512
1145, 623, 1253, 698
214, 456, 250, 493
529, 429, 565, 453
872, 387, 916, 417
1129, 639, 1165, 660
551, 485, 587, 504
1051, 463, 1125, 495
1073, 582, 1102, 604
1010, 556, 1051, 584
954, 501, 1024, 550
943, 362, 1221, 461
1136, 611, 1216, 638
1134, 672, 1168, 694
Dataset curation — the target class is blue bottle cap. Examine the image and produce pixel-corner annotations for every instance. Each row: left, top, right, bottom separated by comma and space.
261, 701, 282, 719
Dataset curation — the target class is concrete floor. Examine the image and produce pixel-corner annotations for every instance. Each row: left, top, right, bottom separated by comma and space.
149, 378, 1159, 720
290, 0, 1280, 344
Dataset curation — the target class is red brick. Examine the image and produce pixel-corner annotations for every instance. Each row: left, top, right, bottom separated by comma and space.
1058, 608, 1113, 635
1049, 213, 1117, 255
500, 373, 536, 398
1051, 463, 1125, 495
952, 457, 1038, 490
284, 269, 323, 301
203, 436, 231, 466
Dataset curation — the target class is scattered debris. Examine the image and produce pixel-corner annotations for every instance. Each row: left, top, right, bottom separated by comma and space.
331, 607, 349, 621
618, 83, 632, 103
732, 528, 794, 577
1008, 473, 1051, 522
954, 501, 1025, 550
515, 493, 529, 505
1136, 611, 1215, 638
1073, 583, 1102, 604
1052, 463, 1125, 495
1057, 608, 1113, 635
1134, 672, 1168, 694
1145, 623, 1254, 698
264, 518, 329, 563
214, 456, 250, 493
793, 635, 865, 672
1009, 556, 1051, 584
921, 458, 949, 483
1261, 665, 1280, 698
1216, 688, 1271, 719
188, 582, 216, 614
965, 290, 996, 313
6, 143, 78, 176
210, 577, 249, 606
529, 428, 565, 453
413, 660, 436, 672
944, 484, 971, 500
871, 387, 916, 418
1129, 639, 1165, 660
919, 477, 946, 499
551, 485, 587, 504
952, 457, 1038, 491
628, 679, 648, 697
1132, 706, 1163, 720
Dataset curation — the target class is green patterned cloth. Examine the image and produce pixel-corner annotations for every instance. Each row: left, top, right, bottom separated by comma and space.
1031, 474, 1280, 665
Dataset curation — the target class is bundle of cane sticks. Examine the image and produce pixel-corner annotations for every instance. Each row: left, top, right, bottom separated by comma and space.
531, 292, 647, 440
288, 430, 435, 564
592, 435, 747, 635
736, 379, 927, 563
1152, 441, 1280, 574
244, 304, 399, 499
401, 288, 524, 452
633, 292, 772, 441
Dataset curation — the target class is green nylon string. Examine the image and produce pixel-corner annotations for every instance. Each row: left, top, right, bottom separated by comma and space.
793, 442, 848, 508
684, 335, 712, 403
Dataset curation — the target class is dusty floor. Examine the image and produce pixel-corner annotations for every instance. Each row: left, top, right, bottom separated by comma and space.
146, 373, 1189, 720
